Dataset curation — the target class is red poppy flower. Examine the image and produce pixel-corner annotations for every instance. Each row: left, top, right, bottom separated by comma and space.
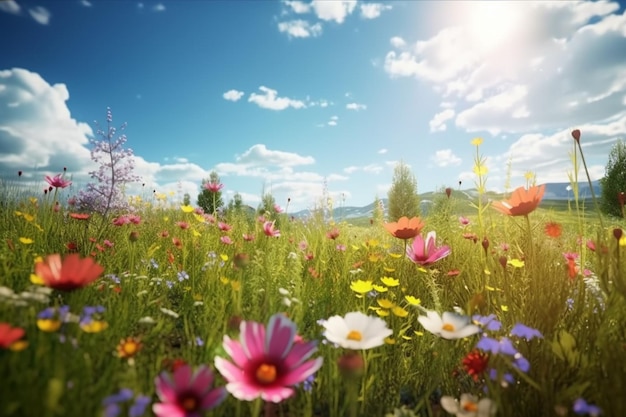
545, 222, 562, 238
462, 350, 489, 381
35, 254, 104, 291
0, 323, 26, 349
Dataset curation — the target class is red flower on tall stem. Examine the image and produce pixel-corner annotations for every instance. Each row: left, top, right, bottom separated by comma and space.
45, 174, 72, 189
492, 185, 545, 217
35, 254, 104, 291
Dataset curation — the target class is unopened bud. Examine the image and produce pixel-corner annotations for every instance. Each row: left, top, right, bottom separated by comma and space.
571, 129, 581, 143
337, 351, 365, 378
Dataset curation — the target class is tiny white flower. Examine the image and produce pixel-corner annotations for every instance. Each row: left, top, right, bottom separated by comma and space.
159, 307, 179, 319
418, 310, 480, 340
440, 394, 496, 417
322, 311, 393, 350
136, 290, 148, 296
138, 316, 156, 324
278, 287, 290, 296
282, 297, 292, 307
193, 301, 204, 306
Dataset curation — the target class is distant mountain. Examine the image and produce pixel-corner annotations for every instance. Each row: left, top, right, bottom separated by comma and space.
289, 180, 603, 220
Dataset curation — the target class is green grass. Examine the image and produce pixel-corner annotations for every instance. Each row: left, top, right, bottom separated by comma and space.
0, 180, 625, 417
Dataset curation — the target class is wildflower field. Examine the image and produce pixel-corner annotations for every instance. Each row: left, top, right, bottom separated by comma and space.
1, 130, 625, 417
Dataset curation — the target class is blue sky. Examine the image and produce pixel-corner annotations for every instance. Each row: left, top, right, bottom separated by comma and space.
1, 0, 625, 212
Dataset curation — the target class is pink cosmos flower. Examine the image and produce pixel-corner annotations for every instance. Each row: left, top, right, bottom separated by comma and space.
204, 182, 224, 193
176, 221, 190, 230
153, 364, 227, 417
220, 236, 233, 245
45, 174, 72, 189
406, 231, 451, 266
459, 216, 470, 226
274, 204, 283, 213
326, 228, 340, 240
218, 222, 232, 232
214, 313, 323, 403
263, 221, 281, 238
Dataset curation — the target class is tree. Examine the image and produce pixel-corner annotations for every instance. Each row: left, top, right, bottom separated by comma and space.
387, 160, 420, 221
197, 171, 224, 214
227, 192, 244, 213
600, 139, 626, 217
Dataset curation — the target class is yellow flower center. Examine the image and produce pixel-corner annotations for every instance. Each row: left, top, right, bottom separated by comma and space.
442, 323, 455, 332
180, 396, 198, 411
255, 363, 277, 384
37, 319, 61, 332
347, 330, 363, 341
123, 341, 138, 355
463, 401, 478, 412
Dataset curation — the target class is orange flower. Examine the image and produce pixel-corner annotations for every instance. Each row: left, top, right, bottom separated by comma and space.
35, 254, 104, 291
383, 216, 425, 240
492, 185, 545, 217
117, 337, 143, 358
69, 213, 90, 220
544, 222, 562, 238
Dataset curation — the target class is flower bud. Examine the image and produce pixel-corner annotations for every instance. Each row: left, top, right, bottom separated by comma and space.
613, 228, 623, 241
571, 129, 581, 143
337, 351, 365, 378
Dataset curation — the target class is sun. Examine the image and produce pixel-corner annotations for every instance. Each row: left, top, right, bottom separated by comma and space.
465, 2, 527, 52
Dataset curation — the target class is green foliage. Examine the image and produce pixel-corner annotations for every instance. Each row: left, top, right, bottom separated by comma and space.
182, 192, 190, 206
600, 139, 626, 217
197, 171, 224, 214
387, 160, 420, 221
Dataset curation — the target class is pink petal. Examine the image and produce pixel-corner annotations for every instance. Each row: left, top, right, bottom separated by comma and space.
189, 366, 214, 394
153, 403, 186, 417
223, 336, 249, 368
265, 314, 296, 360
281, 357, 323, 386
200, 387, 228, 411
260, 386, 296, 403
240, 320, 266, 359
155, 373, 178, 403
225, 381, 263, 401
173, 364, 194, 392
283, 341, 318, 369
214, 357, 244, 383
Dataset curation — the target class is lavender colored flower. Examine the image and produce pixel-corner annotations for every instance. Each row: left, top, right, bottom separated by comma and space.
150, 259, 159, 269
129, 395, 151, 417
472, 314, 502, 331
177, 271, 189, 281
573, 398, 602, 416
510, 323, 543, 340
513, 354, 530, 373
107, 274, 121, 284
476, 336, 518, 356
102, 388, 134, 406
489, 369, 515, 385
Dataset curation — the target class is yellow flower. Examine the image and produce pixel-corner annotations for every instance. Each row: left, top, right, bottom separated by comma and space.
117, 337, 143, 358
392, 306, 409, 318
372, 284, 388, 293
220, 254, 229, 261
19, 237, 34, 245
230, 281, 241, 291
620, 236, 626, 247
388, 252, 403, 259
37, 319, 61, 332
501, 305, 509, 312
192, 229, 201, 237
193, 213, 205, 223
507, 259, 525, 268
220, 276, 230, 285
30, 274, 44, 285
23, 213, 35, 222
181, 205, 194, 213
377, 299, 396, 309
376, 309, 390, 317
80, 320, 108, 333
524, 171, 535, 180
367, 239, 379, 247
368, 253, 382, 262
9, 340, 29, 351
383, 267, 395, 272
473, 164, 488, 176
384, 337, 396, 345
350, 279, 373, 294
380, 277, 399, 287
14, 211, 22, 217
471, 137, 483, 146
404, 295, 421, 306
29, 197, 38, 205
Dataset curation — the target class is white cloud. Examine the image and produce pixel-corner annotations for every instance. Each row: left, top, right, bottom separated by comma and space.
223, 89, 244, 102
344, 166, 358, 174
153, 3, 165, 12
378, 148, 388, 154
278, 20, 323, 38
430, 149, 462, 167
284, 0, 311, 14
0, 0, 20, 14
311, 0, 357, 23
389, 36, 405, 48
248, 86, 306, 110
0, 68, 94, 184
384, 2, 626, 135
327, 115, 339, 126
80, 0, 93, 7
28, 6, 51, 25
360, 3, 391, 19
346, 102, 367, 111
363, 164, 383, 174
235, 144, 315, 167
429, 108, 455, 132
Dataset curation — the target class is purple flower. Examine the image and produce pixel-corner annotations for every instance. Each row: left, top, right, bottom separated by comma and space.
472, 314, 502, 331
513, 354, 530, 373
510, 323, 543, 340
476, 336, 518, 356
129, 395, 151, 417
102, 388, 135, 406
573, 398, 602, 416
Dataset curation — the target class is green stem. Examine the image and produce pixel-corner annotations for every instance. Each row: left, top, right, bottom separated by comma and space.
576, 141, 604, 229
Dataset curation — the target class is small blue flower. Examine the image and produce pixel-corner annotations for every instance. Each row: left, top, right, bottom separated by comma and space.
472, 314, 502, 331
177, 271, 189, 281
150, 258, 159, 269
103, 403, 121, 417
476, 336, 518, 356
510, 323, 543, 340
106, 274, 121, 284
513, 354, 530, 373
195, 336, 204, 347
166, 280, 174, 289
102, 388, 134, 406
129, 395, 151, 417
573, 398, 602, 416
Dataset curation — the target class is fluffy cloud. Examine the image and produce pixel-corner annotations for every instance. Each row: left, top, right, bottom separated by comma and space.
389, 36, 405, 48
235, 144, 315, 167
0, 0, 20, 14
429, 109, 455, 132
360, 3, 391, 19
278, 19, 322, 38
223, 89, 244, 102
378, 148, 388, 154
248, 86, 306, 110
311, 0, 357, 23
284, 1, 311, 14
346, 102, 367, 111
28, 6, 51, 24
384, 2, 626, 135
153, 3, 166, 12
80, 1, 92, 7
328, 115, 338, 126
430, 149, 462, 167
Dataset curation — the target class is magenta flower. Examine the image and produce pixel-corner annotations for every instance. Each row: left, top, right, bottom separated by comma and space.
218, 222, 232, 232
153, 364, 226, 417
406, 231, 451, 266
263, 221, 281, 237
204, 182, 223, 193
220, 236, 233, 245
214, 313, 323, 403
45, 174, 72, 189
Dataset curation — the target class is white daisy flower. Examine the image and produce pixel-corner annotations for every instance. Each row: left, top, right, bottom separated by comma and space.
417, 310, 480, 340
322, 311, 392, 350
440, 394, 496, 417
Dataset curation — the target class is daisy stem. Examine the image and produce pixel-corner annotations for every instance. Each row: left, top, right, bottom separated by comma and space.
425, 269, 441, 311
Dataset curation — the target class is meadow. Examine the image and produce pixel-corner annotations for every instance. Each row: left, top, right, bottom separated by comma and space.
1, 136, 625, 417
